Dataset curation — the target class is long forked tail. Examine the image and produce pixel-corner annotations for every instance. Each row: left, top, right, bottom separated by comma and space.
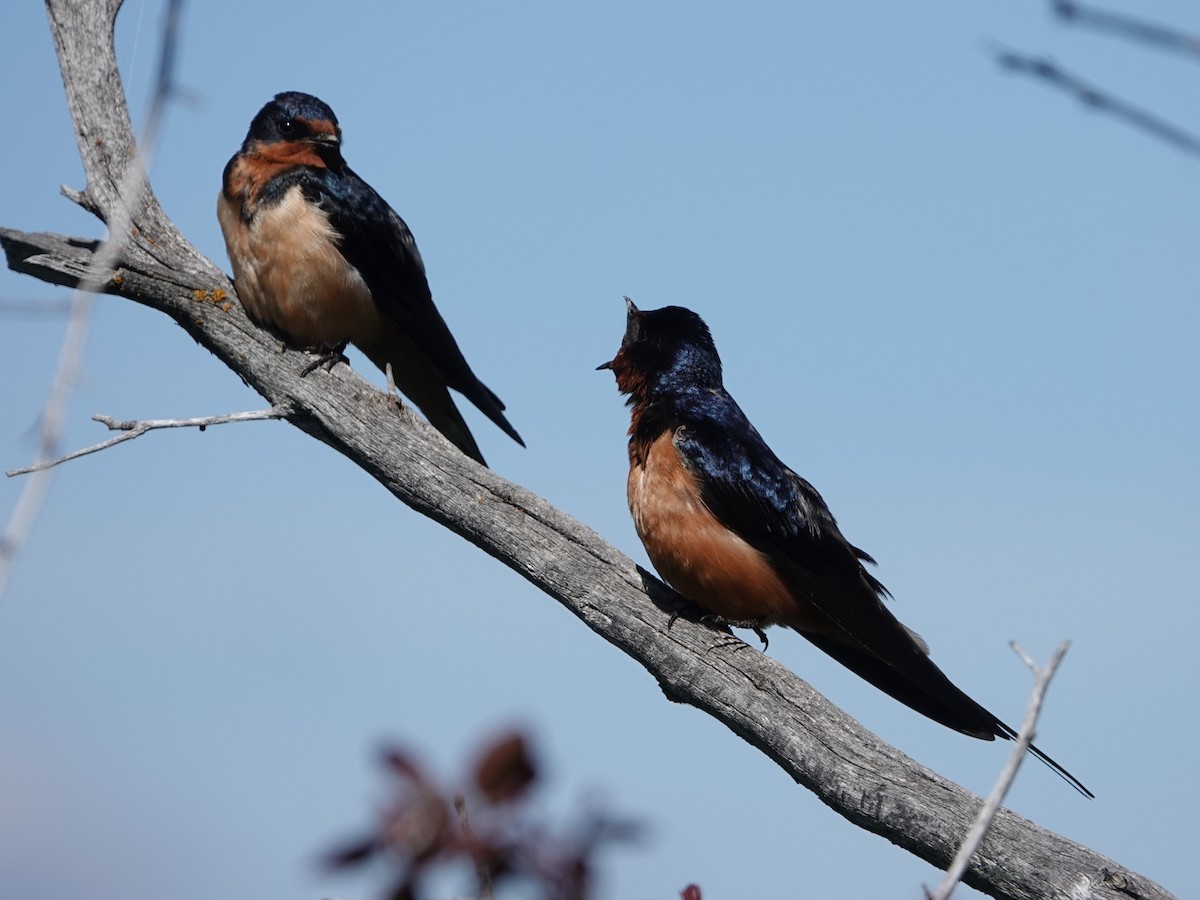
995, 721, 1094, 799
361, 334, 493, 465
801, 632, 1093, 798
362, 329, 522, 464
459, 377, 524, 449
422, 393, 488, 466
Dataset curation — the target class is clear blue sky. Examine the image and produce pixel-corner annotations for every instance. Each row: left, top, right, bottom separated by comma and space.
2, 2, 1196, 898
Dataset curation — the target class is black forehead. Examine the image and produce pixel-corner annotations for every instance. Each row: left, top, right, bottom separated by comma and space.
629, 305, 709, 343
642, 305, 705, 332
268, 91, 339, 126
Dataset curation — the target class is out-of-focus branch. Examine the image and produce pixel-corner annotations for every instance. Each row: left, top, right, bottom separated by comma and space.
991, 45, 1200, 158
928, 643, 1071, 900
0, 0, 188, 601
1052, 1, 1200, 61
0, 287, 92, 597
0, 298, 73, 317
0, 3, 1179, 899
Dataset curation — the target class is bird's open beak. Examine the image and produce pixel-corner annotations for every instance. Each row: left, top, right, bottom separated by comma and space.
597, 296, 640, 370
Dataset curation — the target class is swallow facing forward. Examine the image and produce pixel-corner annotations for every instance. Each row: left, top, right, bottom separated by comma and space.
600, 299, 1091, 797
218, 91, 522, 465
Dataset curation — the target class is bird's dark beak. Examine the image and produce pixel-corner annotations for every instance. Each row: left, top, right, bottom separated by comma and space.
308, 133, 340, 147
597, 296, 640, 371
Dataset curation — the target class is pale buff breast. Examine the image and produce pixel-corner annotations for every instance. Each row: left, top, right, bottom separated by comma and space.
628, 431, 807, 625
217, 185, 378, 349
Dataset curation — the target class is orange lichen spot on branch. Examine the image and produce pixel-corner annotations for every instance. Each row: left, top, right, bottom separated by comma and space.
194, 288, 232, 310
110, 274, 123, 286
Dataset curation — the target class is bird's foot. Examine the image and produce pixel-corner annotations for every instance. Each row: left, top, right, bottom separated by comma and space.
300, 343, 350, 377
699, 614, 769, 650
666, 602, 704, 631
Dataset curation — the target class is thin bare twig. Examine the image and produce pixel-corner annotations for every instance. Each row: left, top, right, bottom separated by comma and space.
990, 44, 1200, 158
0, 290, 93, 592
1052, 1, 1200, 61
5, 408, 287, 477
0, 0, 187, 602
0, 298, 74, 317
927, 641, 1072, 900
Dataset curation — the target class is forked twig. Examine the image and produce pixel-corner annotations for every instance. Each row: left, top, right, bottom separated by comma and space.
0, 0, 188, 601
927, 641, 1072, 900
6, 408, 288, 477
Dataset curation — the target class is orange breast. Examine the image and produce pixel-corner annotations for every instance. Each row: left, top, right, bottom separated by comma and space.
217, 184, 379, 349
627, 432, 801, 624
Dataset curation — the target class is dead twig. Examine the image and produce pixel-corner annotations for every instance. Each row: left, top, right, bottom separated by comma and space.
990, 43, 1200, 158
0, 0, 188, 602
1052, 1, 1200, 62
927, 641, 1072, 900
5, 408, 288, 477
0, 298, 74, 317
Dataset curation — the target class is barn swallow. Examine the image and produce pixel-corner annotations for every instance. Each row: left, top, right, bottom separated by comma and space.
599, 298, 1091, 797
218, 91, 523, 465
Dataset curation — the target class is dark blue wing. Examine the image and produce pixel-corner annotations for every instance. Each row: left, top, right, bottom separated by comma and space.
671, 391, 1019, 737
302, 167, 522, 445
670, 391, 1095, 792
671, 394, 881, 591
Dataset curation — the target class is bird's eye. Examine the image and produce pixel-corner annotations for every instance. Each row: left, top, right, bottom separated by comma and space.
278, 118, 297, 137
